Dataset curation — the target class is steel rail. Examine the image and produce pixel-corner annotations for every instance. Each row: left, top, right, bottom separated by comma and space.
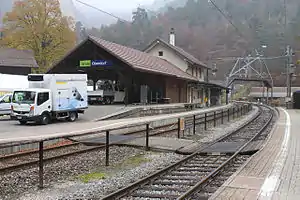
0, 105, 242, 160
0, 105, 248, 174
0, 124, 179, 172
101, 105, 266, 200
177, 106, 274, 199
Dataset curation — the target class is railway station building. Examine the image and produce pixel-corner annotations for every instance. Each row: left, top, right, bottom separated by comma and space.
48, 34, 226, 105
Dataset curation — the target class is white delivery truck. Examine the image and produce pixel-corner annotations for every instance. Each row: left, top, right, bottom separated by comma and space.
10, 74, 88, 125
88, 80, 125, 105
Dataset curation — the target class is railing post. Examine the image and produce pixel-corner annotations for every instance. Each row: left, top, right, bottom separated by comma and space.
177, 118, 180, 138
241, 106, 243, 115
106, 131, 110, 166
228, 108, 230, 122
233, 107, 235, 119
146, 124, 149, 151
214, 111, 216, 127
204, 113, 207, 130
193, 115, 196, 135
38, 141, 44, 189
221, 110, 224, 124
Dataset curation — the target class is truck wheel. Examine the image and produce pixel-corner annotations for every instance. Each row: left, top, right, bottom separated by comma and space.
68, 111, 77, 122
19, 120, 27, 125
105, 97, 112, 105
40, 113, 51, 125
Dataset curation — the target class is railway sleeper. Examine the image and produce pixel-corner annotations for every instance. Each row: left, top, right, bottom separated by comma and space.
191, 192, 211, 200
170, 171, 207, 176
153, 179, 196, 186
176, 167, 217, 172
131, 192, 181, 199
142, 185, 189, 193
161, 175, 202, 181
149, 185, 189, 191
182, 163, 221, 168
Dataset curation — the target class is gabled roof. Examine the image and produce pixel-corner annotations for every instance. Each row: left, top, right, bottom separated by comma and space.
0, 48, 38, 68
89, 36, 197, 81
144, 38, 209, 69
49, 36, 197, 81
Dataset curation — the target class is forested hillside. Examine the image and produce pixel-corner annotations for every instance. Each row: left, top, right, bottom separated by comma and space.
86, 0, 300, 85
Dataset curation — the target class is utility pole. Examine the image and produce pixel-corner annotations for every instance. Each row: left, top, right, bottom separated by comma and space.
286, 45, 291, 98
286, 45, 295, 108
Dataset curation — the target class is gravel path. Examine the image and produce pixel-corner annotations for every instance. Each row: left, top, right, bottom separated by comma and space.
7, 149, 183, 200
183, 106, 259, 143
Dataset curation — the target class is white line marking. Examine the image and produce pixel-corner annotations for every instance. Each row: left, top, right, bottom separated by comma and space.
258, 108, 291, 199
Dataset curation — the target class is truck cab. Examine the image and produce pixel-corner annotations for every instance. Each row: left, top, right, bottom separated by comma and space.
11, 89, 53, 124
0, 93, 12, 116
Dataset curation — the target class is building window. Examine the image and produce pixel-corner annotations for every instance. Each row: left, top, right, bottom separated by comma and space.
196, 67, 198, 77
158, 51, 163, 56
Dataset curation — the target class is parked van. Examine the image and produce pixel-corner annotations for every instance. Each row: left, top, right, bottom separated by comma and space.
0, 93, 12, 116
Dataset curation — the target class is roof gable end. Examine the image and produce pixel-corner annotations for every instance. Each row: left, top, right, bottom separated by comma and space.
144, 38, 209, 69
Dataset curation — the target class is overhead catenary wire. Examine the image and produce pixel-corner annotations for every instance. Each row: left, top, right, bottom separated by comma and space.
74, 0, 131, 23
208, 0, 247, 41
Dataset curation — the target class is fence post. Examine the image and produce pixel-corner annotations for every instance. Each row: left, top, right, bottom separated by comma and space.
177, 118, 180, 138
221, 110, 224, 124
204, 113, 207, 130
228, 108, 230, 122
193, 115, 196, 135
214, 111, 216, 127
146, 124, 149, 151
106, 131, 110, 166
38, 141, 44, 189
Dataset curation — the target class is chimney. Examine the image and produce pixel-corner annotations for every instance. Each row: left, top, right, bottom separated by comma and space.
169, 28, 175, 46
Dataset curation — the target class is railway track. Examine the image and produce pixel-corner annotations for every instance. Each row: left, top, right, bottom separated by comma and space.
0, 124, 177, 172
101, 105, 274, 200
0, 105, 245, 173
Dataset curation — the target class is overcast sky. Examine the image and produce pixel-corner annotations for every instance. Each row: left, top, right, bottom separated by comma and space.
74, 0, 155, 12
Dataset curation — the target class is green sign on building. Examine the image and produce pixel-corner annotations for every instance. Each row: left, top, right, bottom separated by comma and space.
80, 60, 91, 67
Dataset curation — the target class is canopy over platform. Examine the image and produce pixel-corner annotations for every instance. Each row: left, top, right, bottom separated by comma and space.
227, 77, 272, 88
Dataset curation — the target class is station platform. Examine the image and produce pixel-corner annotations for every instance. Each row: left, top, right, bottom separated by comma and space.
0, 104, 231, 145
210, 108, 299, 200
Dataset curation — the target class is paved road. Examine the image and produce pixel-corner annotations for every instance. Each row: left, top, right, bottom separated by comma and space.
0, 105, 126, 134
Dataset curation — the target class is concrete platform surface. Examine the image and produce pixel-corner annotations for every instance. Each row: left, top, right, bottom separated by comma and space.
120, 136, 197, 152
0, 104, 231, 145
200, 142, 244, 154
210, 108, 300, 200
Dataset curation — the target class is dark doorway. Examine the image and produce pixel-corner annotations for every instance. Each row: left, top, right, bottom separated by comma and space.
293, 91, 300, 109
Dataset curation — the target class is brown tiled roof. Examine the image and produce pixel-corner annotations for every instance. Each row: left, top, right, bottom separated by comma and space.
144, 38, 208, 69
89, 36, 197, 81
0, 48, 38, 68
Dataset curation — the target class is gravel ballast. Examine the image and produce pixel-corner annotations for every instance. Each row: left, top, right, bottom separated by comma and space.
1, 106, 259, 200
2, 147, 183, 200
0, 146, 140, 200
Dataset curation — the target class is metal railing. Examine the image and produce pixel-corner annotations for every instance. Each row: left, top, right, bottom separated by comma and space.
0, 103, 252, 189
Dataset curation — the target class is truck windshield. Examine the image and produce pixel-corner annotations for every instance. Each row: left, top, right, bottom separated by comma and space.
12, 91, 36, 104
